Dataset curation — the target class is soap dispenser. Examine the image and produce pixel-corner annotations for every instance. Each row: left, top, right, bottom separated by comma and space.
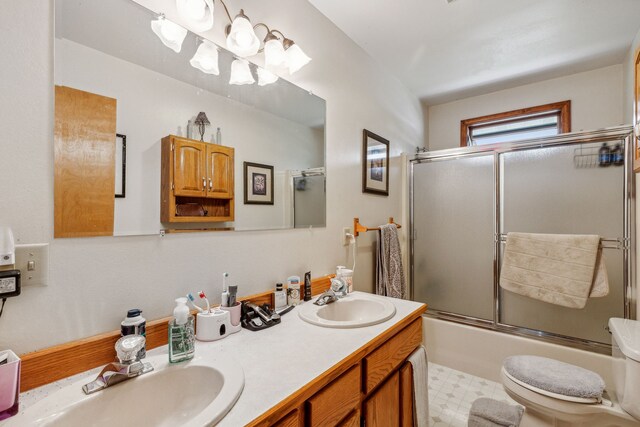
168, 298, 195, 363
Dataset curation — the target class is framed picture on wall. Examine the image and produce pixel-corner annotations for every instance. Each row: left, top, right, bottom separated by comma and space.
244, 162, 274, 205
362, 129, 389, 195
634, 48, 640, 173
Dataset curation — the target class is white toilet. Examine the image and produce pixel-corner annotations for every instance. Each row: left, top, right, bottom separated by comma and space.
501, 318, 640, 427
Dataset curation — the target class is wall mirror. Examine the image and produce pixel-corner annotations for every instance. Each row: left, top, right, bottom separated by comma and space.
54, 0, 326, 237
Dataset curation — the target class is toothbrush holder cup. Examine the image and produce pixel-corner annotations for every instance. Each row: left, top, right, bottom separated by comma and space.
0, 350, 21, 420
219, 302, 242, 334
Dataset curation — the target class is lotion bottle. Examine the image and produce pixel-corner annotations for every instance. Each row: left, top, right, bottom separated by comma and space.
274, 283, 287, 310
168, 298, 195, 363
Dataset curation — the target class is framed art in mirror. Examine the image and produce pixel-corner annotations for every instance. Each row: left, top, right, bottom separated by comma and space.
244, 162, 274, 205
634, 48, 640, 173
362, 129, 389, 196
115, 133, 126, 198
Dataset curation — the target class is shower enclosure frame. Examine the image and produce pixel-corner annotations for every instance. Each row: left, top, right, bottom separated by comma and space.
409, 126, 636, 354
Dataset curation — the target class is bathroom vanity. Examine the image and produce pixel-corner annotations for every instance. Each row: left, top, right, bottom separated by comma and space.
10, 293, 426, 426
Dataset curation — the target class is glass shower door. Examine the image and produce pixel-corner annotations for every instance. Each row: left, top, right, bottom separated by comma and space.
412, 153, 495, 320
500, 142, 625, 344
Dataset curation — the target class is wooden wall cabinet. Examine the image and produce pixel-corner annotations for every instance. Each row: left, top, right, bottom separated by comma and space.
161, 135, 234, 223
258, 316, 423, 427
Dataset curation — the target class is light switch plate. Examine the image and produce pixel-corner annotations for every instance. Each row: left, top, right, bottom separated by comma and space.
15, 244, 49, 286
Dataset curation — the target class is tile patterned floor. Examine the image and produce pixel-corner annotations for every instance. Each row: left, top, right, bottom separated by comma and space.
428, 362, 518, 427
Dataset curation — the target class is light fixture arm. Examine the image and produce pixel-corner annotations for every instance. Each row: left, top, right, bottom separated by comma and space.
215, 0, 234, 24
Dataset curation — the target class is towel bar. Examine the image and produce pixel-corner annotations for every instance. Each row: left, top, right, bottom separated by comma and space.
496, 234, 628, 250
353, 217, 402, 237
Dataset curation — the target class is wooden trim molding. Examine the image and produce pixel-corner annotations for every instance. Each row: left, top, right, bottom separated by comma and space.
19, 275, 334, 392
460, 100, 572, 147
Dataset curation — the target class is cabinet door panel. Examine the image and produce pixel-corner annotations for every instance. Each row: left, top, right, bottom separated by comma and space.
206, 145, 234, 199
273, 408, 301, 427
307, 364, 361, 427
173, 139, 205, 197
400, 362, 414, 427
365, 371, 400, 427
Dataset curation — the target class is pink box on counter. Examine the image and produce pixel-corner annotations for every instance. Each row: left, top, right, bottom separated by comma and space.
0, 350, 21, 420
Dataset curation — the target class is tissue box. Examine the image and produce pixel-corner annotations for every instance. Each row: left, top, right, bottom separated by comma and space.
0, 350, 20, 420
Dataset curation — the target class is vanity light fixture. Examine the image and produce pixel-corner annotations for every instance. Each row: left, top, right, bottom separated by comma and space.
263, 32, 287, 70
229, 59, 255, 85
283, 38, 311, 74
176, 0, 214, 32
194, 112, 211, 141
257, 67, 278, 86
190, 40, 220, 75
151, 15, 188, 53
154, 1, 311, 81
226, 10, 260, 57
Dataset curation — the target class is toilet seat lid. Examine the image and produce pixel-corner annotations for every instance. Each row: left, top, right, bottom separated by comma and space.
503, 356, 605, 402
503, 368, 601, 404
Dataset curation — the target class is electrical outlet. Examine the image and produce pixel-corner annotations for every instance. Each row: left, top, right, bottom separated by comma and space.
15, 244, 49, 287
342, 227, 353, 246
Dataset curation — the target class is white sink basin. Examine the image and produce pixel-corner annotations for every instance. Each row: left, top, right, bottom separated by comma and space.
298, 292, 396, 328
6, 354, 244, 427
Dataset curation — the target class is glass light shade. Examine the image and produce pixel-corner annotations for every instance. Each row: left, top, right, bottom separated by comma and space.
190, 40, 219, 75
226, 16, 260, 57
229, 59, 255, 85
176, 0, 214, 32
264, 39, 287, 70
151, 17, 187, 53
286, 43, 311, 74
257, 67, 278, 86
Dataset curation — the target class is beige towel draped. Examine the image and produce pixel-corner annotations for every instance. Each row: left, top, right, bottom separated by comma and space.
499, 233, 609, 309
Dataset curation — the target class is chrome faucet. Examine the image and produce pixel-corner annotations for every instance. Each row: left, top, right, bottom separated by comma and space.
82, 335, 153, 395
314, 278, 348, 306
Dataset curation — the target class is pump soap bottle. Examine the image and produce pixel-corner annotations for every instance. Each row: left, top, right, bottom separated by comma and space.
169, 298, 195, 363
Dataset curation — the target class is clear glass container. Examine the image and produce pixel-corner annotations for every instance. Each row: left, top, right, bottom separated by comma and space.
168, 315, 195, 363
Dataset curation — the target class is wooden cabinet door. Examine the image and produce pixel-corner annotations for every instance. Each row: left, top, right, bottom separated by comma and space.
273, 408, 301, 427
54, 86, 117, 238
365, 371, 400, 427
206, 144, 234, 199
400, 362, 414, 427
173, 139, 206, 197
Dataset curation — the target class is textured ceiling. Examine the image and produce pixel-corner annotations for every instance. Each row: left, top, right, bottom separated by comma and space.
309, 0, 640, 105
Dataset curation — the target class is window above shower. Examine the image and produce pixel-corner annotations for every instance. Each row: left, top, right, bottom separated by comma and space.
460, 100, 571, 146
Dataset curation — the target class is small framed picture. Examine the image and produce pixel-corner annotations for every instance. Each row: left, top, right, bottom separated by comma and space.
244, 162, 274, 205
115, 133, 126, 198
362, 129, 389, 195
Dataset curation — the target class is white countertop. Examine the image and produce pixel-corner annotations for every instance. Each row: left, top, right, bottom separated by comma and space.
16, 292, 425, 426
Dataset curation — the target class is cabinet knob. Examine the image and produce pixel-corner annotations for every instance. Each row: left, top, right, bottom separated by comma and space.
209, 178, 213, 190
202, 177, 206, 191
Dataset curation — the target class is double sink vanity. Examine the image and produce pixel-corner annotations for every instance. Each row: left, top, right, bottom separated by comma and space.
6, 292, 426, 426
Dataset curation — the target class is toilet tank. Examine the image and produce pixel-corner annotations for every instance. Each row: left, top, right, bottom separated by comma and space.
609, 318, 640, 420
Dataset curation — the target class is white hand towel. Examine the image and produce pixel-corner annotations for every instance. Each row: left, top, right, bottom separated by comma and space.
408, 345, 429, 427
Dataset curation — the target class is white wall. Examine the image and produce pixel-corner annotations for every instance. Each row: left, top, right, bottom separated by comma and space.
427, 65, 624, 150
0, 0, 423, 354
55, 38, 322, 234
